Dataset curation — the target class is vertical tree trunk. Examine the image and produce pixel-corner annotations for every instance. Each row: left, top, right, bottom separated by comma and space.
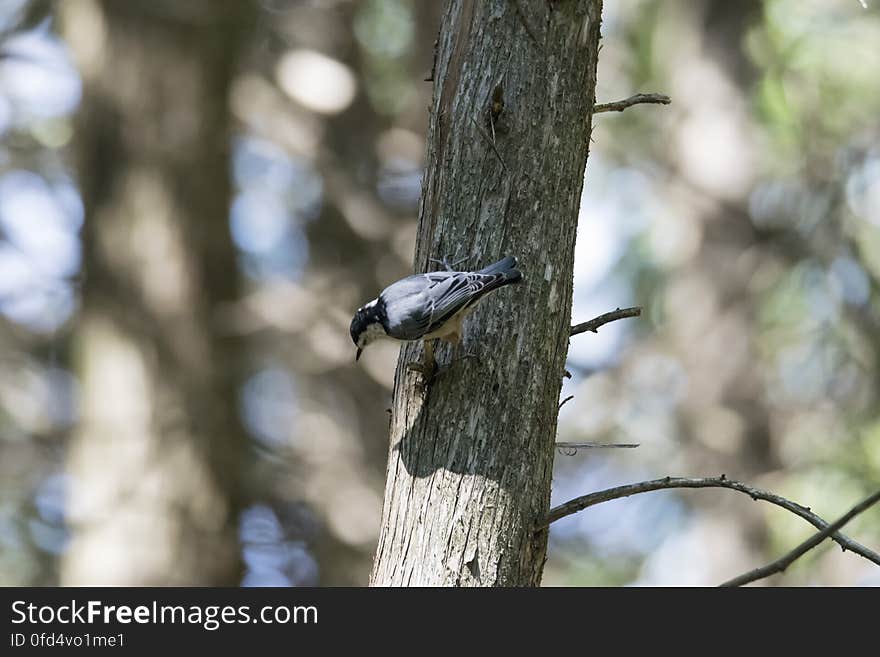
371, 0, 602, 586
59, 1, 253, 585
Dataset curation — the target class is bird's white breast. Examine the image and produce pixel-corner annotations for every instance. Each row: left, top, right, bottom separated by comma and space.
360, 321, 388, 346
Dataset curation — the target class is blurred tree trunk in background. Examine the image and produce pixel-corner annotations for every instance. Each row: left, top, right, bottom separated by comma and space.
58, 1, 253, 585
242, 0, 451, 585
371, 0, 602, 586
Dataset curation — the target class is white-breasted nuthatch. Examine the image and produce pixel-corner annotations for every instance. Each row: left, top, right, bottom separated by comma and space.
350, 255, 522, 372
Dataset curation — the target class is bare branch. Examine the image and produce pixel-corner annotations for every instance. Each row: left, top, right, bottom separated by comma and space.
720, 489, 880, 587
544, 476, 880, 569
558, 395, 575, 410
571, 307, 641, 337
594, 93, 671, 114
469, 116, 507, 173
555, 441, 639, 456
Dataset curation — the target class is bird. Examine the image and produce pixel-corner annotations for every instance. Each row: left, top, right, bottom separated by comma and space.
350, 255, 523, 375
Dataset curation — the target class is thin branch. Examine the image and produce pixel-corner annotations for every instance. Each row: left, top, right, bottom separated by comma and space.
720, 489, 880, 587
571, 307, 641, 336
543, 476, 880, 569
469, 116, 507, 173
594, 93, 671, 114
555, 442, 639, 456
558, 395, 575, 410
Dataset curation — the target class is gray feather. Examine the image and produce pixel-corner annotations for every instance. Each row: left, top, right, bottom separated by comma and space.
380, 256, 521, 341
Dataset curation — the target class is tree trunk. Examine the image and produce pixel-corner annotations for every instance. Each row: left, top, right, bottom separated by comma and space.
59, 1, 253, 585
371, 0, 602, 586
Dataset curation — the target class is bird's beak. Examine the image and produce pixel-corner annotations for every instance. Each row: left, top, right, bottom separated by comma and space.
356, 347, 363, 362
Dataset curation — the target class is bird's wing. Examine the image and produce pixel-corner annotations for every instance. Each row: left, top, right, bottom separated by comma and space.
381, 270, 509, 340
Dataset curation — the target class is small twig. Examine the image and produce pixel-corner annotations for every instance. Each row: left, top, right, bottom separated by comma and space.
558, 395, 575, 410
720, 489, 880, 587
571, 307, 641, 337
469, 116, 507, 173
543, 476, 880, 570
555, 442, 640, 456
594, 93, 671, 114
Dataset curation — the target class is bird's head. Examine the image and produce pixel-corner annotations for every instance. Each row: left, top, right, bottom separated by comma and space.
350, 298, 386, 361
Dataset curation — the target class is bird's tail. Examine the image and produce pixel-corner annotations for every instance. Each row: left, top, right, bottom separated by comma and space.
478, 255, 522, 285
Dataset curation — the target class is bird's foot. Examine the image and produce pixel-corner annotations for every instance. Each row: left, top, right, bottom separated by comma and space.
407, 359, 460, 387
430, 252, 472, 272
406, 345, 478, 384
407, 359, 447, 388
456, 349, 481, 364
448, 343, 481, 368
406, 360, 436, 378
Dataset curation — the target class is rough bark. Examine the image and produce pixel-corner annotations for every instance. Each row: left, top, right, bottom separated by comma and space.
371, 0, 602, 586
59, 1, 253, 585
